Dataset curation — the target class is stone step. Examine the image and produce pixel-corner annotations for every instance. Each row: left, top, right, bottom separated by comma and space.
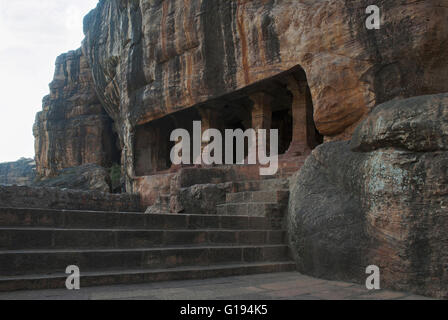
145, 194, 171, 214
229, 179, 289, 193
226, 190, 289, 204
0, 261, 297, 292
0, 245, 291, 276
0, 208, 277, 230
216, 202, 285, 217
0, 228, 286, 250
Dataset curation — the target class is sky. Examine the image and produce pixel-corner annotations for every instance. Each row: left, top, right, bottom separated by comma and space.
0, 0, 99, 163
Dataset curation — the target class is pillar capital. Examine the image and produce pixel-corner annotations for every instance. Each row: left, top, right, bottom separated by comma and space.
286, 76, 307, 96
286, 77, 311, 156
197, 106, 220, 131
248, 91, 274, 109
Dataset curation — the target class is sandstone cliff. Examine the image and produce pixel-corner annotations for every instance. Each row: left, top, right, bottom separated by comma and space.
33, 48, 120, 178
76, 0, 448, 189
34, 1, 448, 189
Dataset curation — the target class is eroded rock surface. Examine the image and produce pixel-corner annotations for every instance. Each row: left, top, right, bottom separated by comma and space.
288, 93, 448, 298
33, 48, 120, 177
174, 183, 231, 215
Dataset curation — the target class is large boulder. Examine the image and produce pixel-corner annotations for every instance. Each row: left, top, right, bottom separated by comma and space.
288, 93, 448, 298
173, 183, 230, 215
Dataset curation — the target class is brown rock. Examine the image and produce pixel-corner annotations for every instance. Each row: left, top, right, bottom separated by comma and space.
77, 0, 448, 189
173, 183, 231, 215
351, 94, 448, 152
33, 49, 120, 177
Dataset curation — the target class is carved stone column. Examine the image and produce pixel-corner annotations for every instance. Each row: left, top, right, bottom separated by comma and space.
286, 77, 310, 156
198, 106, 221, 147
168, 116, 189, 170
197, 105, 222, 165
249, 92, 273, 132
249, 92, 273, 158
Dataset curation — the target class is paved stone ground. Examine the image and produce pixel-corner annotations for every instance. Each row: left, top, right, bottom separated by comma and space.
0, 272, 432, 300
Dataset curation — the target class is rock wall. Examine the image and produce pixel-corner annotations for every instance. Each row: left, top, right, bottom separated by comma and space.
33, 164, 112, 193
0, 158, 36, 186
33, 48, 120, 177
80, 0, 448, 189
288, 93, 448, 299
0, 185, 142, 212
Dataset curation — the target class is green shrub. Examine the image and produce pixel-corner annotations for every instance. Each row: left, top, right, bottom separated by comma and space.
109, 163, 121, 192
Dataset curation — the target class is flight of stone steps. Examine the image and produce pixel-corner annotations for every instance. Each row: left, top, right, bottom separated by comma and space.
217, 179, 290, 229
215, 155, 306, 224
0, 207, 296, 292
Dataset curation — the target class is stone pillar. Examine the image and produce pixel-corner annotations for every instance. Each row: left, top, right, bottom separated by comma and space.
197, 106, 221, 165
287, 77, 310, 156
169, 116, 189, 170
199, 106, 221, 146
249, 92, 273, 132
249, 92, 273, 158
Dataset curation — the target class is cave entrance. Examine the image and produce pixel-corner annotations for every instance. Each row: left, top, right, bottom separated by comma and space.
134, 108, 200, 176
191, 65, 323, 163
133, 65, 322, 176
280, 68, 324, 156
243, 65, 323, 158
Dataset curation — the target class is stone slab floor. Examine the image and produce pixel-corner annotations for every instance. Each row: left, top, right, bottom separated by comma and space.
0, 272, 432, 300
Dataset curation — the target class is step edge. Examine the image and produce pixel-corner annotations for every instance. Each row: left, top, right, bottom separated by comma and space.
0, 227, 287, 232
0, 261, 297, 281
0, 207, 272, 219
0, 244, 290, 255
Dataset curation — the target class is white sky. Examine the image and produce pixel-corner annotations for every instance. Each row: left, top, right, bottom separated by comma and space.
0, 0, 98, 163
